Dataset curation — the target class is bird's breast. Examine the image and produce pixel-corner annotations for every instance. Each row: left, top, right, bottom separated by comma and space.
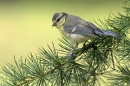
56, 26, 90, 44
67, 33, 90, 43
56, 26, 68, 38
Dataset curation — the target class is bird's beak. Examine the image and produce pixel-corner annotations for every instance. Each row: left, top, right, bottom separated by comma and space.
52, 23, 56, 27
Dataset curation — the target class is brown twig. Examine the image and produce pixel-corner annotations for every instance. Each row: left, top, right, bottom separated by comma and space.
18, 63, 65, 86
18, 77, 37, 86
76, 37, 107, 57
18, 37, 107, 86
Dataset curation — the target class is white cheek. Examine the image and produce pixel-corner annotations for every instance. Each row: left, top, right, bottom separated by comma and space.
58, 20, 62, 25
57, 17, 65, 27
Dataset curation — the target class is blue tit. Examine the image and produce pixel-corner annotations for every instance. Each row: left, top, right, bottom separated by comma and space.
52, 12, 119, 56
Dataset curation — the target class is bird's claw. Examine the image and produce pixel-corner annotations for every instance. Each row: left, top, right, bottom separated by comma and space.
67, 52, 77, 57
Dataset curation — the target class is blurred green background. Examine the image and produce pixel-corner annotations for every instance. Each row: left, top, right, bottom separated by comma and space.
0, 0, 123, 69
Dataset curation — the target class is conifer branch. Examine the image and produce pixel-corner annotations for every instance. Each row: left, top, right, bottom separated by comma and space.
76, 37, 107, 57
17, 63, 65, 86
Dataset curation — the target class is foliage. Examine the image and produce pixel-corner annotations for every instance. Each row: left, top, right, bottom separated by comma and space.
0, 0, 130, 86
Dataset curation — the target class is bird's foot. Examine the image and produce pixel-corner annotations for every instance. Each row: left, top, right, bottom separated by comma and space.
67, 52, 77, 57
83, 42, 87, 49
66, 52, 77, 62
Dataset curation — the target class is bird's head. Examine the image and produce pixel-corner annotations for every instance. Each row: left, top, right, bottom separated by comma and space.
52, 12, 68, 28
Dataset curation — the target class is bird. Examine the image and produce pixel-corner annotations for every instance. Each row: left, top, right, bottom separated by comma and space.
52, 12, 119, 56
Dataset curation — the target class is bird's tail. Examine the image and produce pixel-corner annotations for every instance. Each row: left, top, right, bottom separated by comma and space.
101, 30, 120, 37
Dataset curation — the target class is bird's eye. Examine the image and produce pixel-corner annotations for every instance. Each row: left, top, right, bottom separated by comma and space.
57, 17, 61, 22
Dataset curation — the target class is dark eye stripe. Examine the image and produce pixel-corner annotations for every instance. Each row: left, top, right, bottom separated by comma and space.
56, 13, 65, 22
57, 17, 62, 22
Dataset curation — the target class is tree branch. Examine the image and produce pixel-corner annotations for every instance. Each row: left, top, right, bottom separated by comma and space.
18, 63, 65, 86
76, 37, 107, 58
18, 37, 107, 86
82, 64, 100, 86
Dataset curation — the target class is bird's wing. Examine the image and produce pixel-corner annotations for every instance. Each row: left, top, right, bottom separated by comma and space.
85, 22, 119, 37
64, 24, 103, 37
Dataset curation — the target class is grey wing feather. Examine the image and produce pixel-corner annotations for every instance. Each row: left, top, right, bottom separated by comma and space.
64, 24, 103, 37
64, 23, 119, 37
86, 22, 120, 37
